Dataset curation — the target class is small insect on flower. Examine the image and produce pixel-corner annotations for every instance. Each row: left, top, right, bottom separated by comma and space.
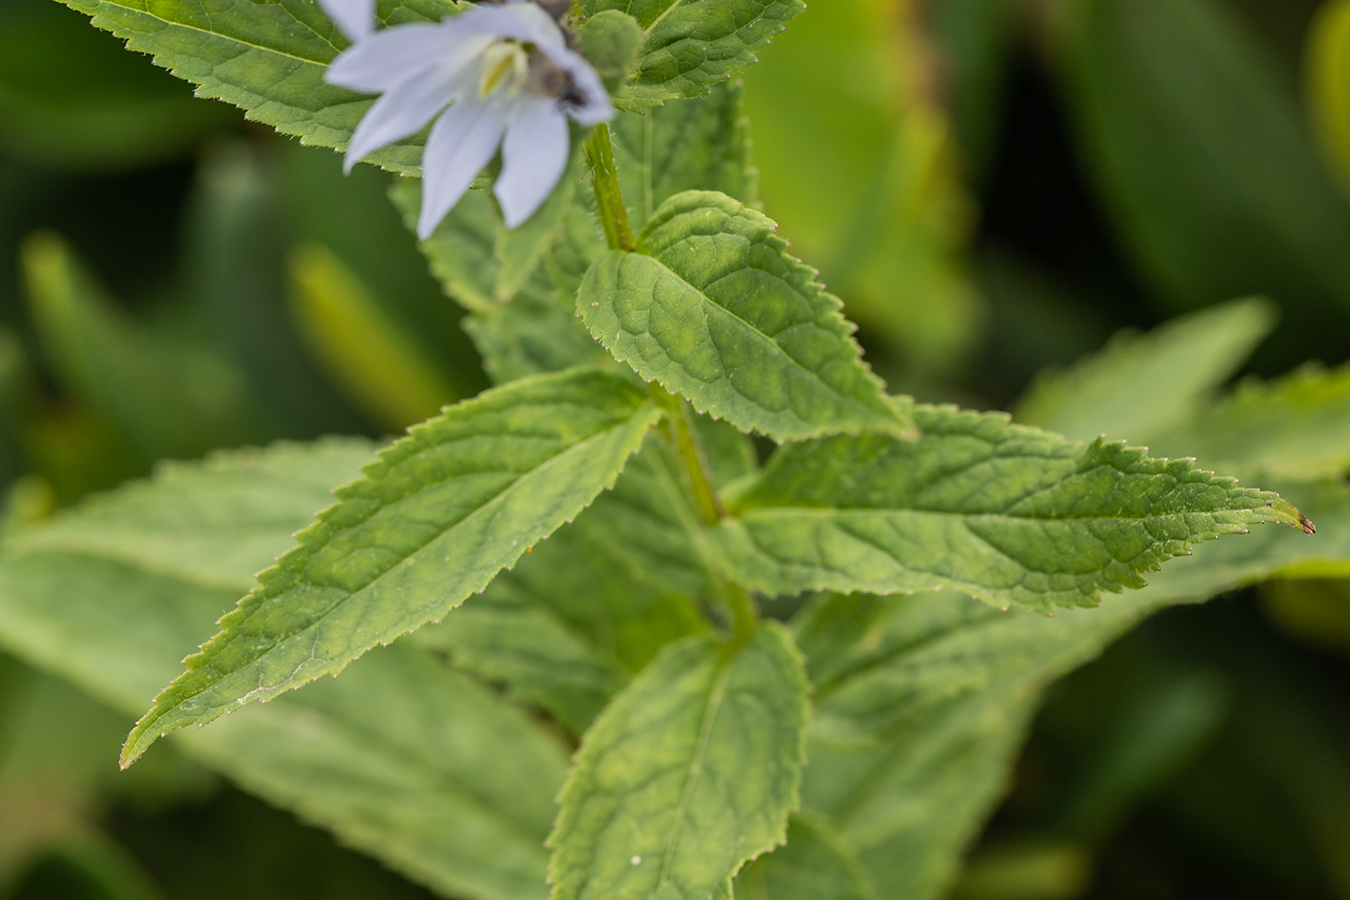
318, 0, 614, 236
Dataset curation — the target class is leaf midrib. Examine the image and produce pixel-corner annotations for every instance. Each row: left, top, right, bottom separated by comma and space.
732, 504, 1272, 525
151, 406, 656, 722
85, 0, 338, 67
625, 253, 892, 430
657, 649, 733, 893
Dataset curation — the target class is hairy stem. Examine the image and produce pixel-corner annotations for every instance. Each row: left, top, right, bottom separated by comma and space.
585, 123, 635, 252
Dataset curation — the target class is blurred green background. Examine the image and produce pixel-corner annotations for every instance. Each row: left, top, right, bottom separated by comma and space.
1, 0, 1349, 897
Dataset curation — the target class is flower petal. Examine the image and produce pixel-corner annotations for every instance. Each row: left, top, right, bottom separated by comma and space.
325, 22, 483, 94
344, 69, 461, 172
495, 97, 569, 228
450, 2, 566, 52
418, 99, 508, 238
538, 44, 615, 126
318, 0, 375, 40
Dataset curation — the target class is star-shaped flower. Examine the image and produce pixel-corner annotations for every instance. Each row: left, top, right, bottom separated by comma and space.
319, 0, 613, 236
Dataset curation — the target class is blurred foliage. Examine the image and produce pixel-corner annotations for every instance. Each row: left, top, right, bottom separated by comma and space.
0, 0, 1348, 897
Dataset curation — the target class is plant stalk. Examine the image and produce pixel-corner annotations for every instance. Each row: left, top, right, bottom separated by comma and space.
585, 122, 755, 642
584, 123, 635, 252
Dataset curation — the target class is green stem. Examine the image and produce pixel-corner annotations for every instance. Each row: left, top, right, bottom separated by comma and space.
650, 384, 726, 527
584, 123, 635, 252
586, 122, 756, 642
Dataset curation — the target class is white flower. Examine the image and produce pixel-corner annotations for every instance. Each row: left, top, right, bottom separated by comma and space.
318, 0, 613, 237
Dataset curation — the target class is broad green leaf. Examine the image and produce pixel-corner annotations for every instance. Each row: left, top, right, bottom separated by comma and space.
0, 440, 568, 900
59, 0, 458, 175
1309, 0, 1350, 187
579, 190, 916, 442
610, 82, 759, 231
736, 815, 879, 900
413, 437, 711, 734
1060, 0, 1350, 331
717, 403, 1312, 614
581, 0, 806, 110
790, 478, 1350, 900
1145, 364, 1350, 482
22, 231, 267, 459
547, 624, 810, 900
122, 368, 662, 765
288, 243, 458, 431
1015, 297, 1276, 443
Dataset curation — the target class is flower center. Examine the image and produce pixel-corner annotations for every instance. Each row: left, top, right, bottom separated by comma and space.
479, 40, 530, 100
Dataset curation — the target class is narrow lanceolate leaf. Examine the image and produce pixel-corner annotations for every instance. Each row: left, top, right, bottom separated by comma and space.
122, 368, 662, 766
579, 190, 914, 442
0, 440, 567, 900
582, 0, 805, 110
1145, 363, 1350, 482
60, 0, 456, 174
548, 625, 810, 900
717, 403, 1312, 614
1015, 296, 1275, 443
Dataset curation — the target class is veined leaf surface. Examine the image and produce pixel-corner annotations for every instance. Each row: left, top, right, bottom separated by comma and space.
123, 368, 662, 765
59, 0, 461, 174
790, 477, 1350, 899
580, 190, 914, 442
582, 0, 806, 110
414, 436, 712, 734
0, 439, 567, 900
548, 624, 810, 900
717, 403, 1311, 613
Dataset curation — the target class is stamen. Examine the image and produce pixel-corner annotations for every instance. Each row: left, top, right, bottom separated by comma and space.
479, 41, 529, 99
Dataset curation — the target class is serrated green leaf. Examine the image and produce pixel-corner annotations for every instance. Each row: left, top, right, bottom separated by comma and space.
582, 0, 805, 110
0, 440, 568, 900
790, 477, 1350, 900
547, 623, 809, 900
1145, 364, 1350, 482
288, 242, 458, 431
122, 368, 662, 766
717, 403, 1311, 613
1015, 297, 1276, 443
412, 436, 712, 733
736, 815, 879, 900
59, 0, 458, 175
579, 190, 915, 442
610, 82, 759, 231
